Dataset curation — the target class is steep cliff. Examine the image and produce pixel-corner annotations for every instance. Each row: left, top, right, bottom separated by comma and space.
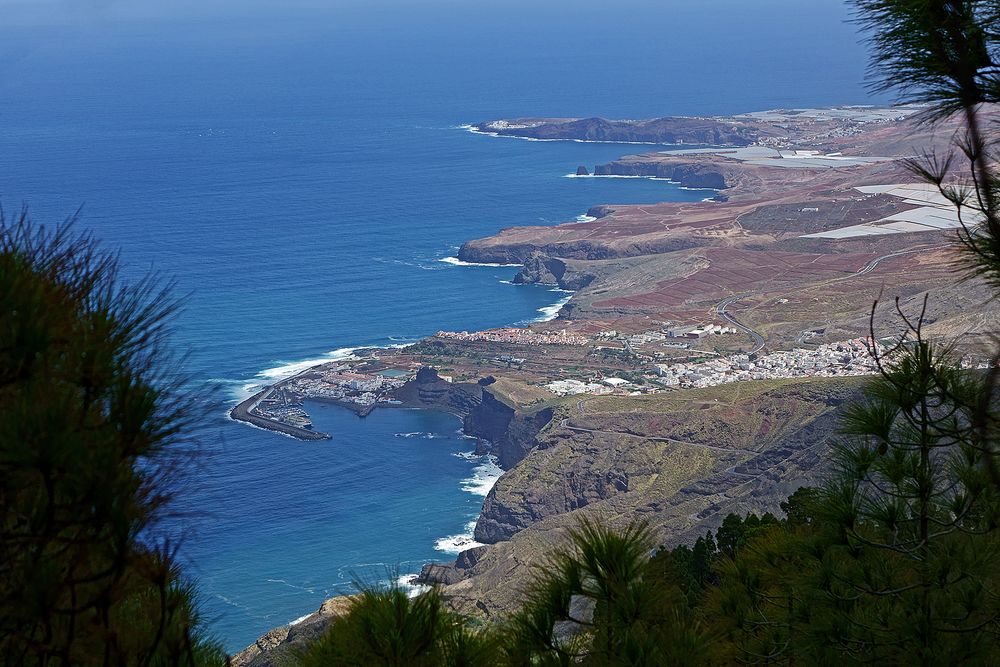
464, 387, 554, 469
391, 367, 555, 470
392, 366, 484, 414
440, 377, 868, 617
593, 160, 729, 189
512, 252, 566, 286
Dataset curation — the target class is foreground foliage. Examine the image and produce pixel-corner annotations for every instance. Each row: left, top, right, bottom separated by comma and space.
0, 212, 225, 666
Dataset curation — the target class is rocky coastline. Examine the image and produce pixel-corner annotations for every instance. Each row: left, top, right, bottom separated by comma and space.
470, 116, 768, 145
230, 368, 556, 667
232, 104, 1000, 662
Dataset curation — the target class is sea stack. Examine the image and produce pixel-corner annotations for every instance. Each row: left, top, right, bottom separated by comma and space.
576, 165, 589, 176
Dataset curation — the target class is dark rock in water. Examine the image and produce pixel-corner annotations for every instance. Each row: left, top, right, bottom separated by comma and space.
713, 194, 730, 202
474, 438, 491, 456
587, 205, 614, 219
576, 165, 589, 176
415, 546, 490, 587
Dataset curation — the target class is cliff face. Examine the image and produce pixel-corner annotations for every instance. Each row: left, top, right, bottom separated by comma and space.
392, 368, 555, 471
464, 388, 554, 469
440, 378, 868, 618
593, 160, 729, 189
393, 366, 484, 414
474, 116, 762, 146
231, 597, 353, 667
512, 252, 566, 286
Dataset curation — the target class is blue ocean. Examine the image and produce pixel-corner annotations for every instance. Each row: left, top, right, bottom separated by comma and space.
0, 0, 885, 651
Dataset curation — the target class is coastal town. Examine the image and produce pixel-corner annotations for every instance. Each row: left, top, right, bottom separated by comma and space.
435, 327, 588, 346
650, 338, 879, 389
239, 322, 1000, 421
238, 326, 896, 418
234, 364, 409, 438
283, 366, 407, 408
543, 338, 882, 395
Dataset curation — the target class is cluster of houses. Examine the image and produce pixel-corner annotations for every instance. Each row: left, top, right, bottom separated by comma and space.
652, 339, 878, 388
546, 379, 618, 396
436, 328, 588, 346
664, 324, 739, 340
283, 368, 407, 407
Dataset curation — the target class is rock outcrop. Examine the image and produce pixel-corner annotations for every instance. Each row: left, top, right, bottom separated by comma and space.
393, 366, 484, 415
416, 546, 488, 586
441, 378, 869, 617
231, 597, 354, 667
392, 367, 555, 471
473, 116, 764, 146
593, 160, 729, 189
513, 252, 566, 286
464, 389, 554, 469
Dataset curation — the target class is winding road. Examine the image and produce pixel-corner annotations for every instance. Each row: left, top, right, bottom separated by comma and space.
714, 244, 946, 355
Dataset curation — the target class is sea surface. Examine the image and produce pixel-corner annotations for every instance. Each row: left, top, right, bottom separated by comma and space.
0, 0, 886, 651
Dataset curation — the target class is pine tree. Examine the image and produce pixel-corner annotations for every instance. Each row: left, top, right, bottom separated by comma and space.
299, 585, 500, 667
0, 211, 225, 666
807, 329, 1000, 663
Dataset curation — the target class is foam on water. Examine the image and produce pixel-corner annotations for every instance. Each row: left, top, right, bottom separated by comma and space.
531, 293, 574, 323
289, 613, 313, 626
394, 431, 443, 439
395, 574, 431, 597
460, 454, 503, 496
434, 520, 485, 555
430, 454, 502, 554
256, 346, 366, 381
575, 214, 598, 223
253, 343, 413, 387
564, 173, 677, 181
439, 256, 520, 267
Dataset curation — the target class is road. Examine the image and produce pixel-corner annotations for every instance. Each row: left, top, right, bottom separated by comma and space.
716, 293, 766, 354
714, 244, 946, 356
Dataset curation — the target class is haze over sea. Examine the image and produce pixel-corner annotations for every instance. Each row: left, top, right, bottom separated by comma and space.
0, 0, 886, 651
